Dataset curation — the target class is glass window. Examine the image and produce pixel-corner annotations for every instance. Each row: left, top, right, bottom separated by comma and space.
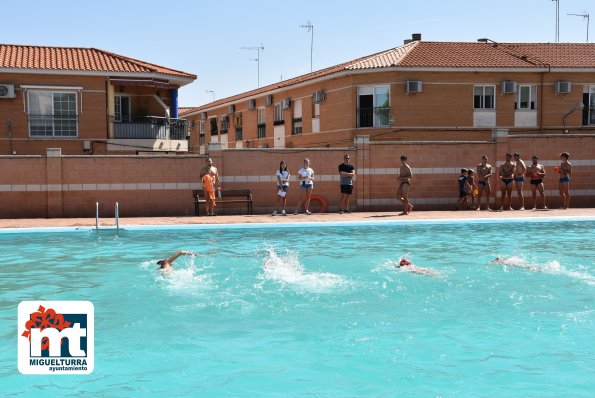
257, 108, 266, 138
474, 85, 495, 109
357, 85, 390, 127
210, 118, 218, 136
28, 91, 78, 137
274, 103, 284, 125
589, 86, 595, 125
115, 96, 131, 122
517, 85, 537, 110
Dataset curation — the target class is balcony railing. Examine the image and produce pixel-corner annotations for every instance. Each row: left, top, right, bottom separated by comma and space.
357, 107, 391, 128
114, 116, 188, 140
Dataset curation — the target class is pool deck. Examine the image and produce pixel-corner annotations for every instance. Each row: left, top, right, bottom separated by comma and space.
1, 208, 594, 229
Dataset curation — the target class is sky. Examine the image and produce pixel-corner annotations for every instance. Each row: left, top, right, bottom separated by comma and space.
3, 0, 592, 107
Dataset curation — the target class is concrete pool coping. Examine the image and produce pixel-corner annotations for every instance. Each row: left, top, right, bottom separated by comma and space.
1, 208, 594, 230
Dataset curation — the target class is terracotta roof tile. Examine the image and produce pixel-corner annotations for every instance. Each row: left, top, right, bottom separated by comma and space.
188, 41, 595, 112
0, 44, 196, 79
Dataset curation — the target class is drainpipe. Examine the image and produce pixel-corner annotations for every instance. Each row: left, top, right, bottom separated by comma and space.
539, 71, 545, 133
170, 89, 178, 118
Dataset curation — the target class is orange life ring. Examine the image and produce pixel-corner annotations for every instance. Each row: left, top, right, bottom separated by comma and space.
309, 195, 327, 213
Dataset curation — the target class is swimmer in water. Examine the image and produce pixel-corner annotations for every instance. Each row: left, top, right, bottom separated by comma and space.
489, 257, 538, 270
396, 257, 439, 276
157, 250, 196, 272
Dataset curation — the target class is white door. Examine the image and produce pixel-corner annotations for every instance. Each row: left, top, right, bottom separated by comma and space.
274, 125, 285, 148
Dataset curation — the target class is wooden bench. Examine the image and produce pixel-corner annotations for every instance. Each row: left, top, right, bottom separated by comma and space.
192, 189, 254, 216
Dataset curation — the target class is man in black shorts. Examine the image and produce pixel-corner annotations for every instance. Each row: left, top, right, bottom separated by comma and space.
338, 154, 355, 214
527, 155, 547, 210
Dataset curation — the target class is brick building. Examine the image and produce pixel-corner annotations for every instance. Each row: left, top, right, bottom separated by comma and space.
0, 44, 196, 155
183, 35, 595, 152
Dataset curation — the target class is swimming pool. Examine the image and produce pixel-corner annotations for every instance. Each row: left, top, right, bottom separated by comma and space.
1, 219, 594, 397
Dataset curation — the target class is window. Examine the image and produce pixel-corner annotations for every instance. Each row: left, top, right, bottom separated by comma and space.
273, 103, 284, 125
516, 85, 537, 110
28, 91, 78, 137
293, 99, 302, 135
257, 108, 266, 138
585, 85, 595, 125
115, 95, 131, 122
357, 85, 390, 127
474, 85, 495, 109
220, 116, 229, 134
199, 121, 205, 145
210, 118, 218, 136
234, 113, 243, 140
313, 102, 320, 118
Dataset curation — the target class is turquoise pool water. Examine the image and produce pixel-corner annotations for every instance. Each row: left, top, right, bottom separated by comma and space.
1, 219, 595, 397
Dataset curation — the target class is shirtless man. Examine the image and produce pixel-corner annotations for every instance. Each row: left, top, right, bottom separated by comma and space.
498, 153, 516, 211
558, 152, 572, 209
513, 153, 527, 210
397, 155, 413, 215
526, 155, 547, 210
476, 155, 493, 211
157, 250, 196, 272
200, 158, 221, 193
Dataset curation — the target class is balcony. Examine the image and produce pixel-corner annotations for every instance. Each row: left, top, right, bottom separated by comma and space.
357, 107, 390, 128
114, 116, 188, 140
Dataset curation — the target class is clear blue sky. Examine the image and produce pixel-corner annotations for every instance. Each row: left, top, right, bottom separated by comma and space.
3, 0, 592, 107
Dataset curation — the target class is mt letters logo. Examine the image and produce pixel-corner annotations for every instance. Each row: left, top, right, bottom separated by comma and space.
18, 301, 94, 374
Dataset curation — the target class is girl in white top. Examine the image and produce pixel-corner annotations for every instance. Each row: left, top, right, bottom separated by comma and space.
273, 160, 290, 216
295, 158, 315, 215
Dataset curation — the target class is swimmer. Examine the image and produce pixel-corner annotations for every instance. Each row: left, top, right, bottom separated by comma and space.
489, 257, 538, 270
157, 250, 196, 272
396, 257, 439, 276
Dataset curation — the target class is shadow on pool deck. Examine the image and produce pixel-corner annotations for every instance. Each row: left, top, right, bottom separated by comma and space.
1, 208, 594, 229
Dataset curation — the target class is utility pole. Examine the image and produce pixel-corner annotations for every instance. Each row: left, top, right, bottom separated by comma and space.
300, 21, 314, 72
551, 0, 560, 42
568, 12, 590, 42
240, 44, 264, 88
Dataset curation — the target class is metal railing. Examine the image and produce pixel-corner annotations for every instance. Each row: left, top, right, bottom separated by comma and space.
114, 116, 188, 140
356, 107, 390, 128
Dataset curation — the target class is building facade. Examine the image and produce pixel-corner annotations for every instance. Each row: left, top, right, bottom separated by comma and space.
182, 37, 595, 152
0, 44, 196, 155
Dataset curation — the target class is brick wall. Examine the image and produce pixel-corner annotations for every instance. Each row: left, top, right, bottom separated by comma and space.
0, 132, 593, 218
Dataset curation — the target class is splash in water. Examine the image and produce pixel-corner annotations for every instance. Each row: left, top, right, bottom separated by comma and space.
490, 255, 595, 285
258, 246, 348, 292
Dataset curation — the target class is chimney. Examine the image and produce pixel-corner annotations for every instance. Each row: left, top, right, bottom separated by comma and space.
404, 33, 422, 44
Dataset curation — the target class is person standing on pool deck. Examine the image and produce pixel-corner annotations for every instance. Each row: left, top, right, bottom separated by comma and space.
476, 155, 493, 211
295, 158, 315, 215
338, 154, 355, 214
397, 155, 413, 215
498, 153, 516, 211
513, 153, 527, 210
526, 155, 547, 210
558, 152, 572, 209
200, 157, 221, 200
273, 160, 290, 216
201, 169, 217, 216
157, 250, 196, 272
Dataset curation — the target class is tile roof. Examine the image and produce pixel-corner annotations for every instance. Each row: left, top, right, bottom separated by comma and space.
0, 44, 196, 80
185, 41, 595, 113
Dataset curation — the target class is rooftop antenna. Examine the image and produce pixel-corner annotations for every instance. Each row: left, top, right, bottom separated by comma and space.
551, 0, 560, 42
205, 90, 215, 102
240, 44, 264, 88
567, 12, 590, 41
300, 21, 314, 72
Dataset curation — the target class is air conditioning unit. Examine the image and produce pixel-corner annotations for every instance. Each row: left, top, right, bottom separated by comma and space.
200, 112, 207, 120
501, 80, 517, 94
228, 104, 235, 114
0, 84, 16, 99
555, 81, 571, 95
405, 80, 422, 94
312, 90, 325, 103
248, 99, 256, 110
281, 98, 291, 109
265, 95, 273, 106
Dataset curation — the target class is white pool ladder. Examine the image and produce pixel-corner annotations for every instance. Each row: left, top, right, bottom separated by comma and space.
95, 202, 120, 230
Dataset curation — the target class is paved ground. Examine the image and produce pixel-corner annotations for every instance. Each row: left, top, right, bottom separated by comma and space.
1, 208, 594, 229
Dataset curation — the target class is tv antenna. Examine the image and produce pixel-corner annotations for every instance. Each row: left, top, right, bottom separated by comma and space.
205, 90, 215, 102
567, 12, 590, 42
240, 44, 264, 88
551, 0, 560, 42
300, 21, 314, 72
